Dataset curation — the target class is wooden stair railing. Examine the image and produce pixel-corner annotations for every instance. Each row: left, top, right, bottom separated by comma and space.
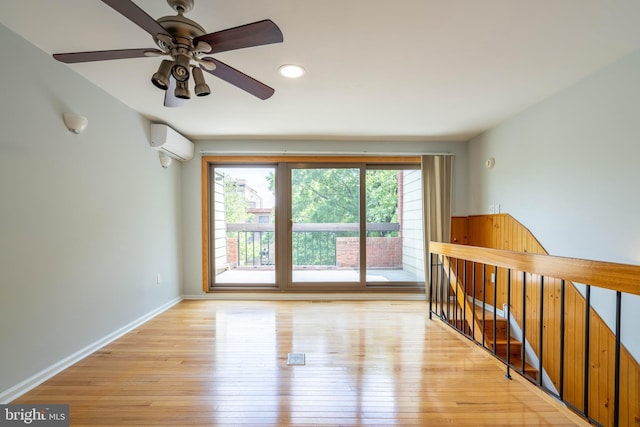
435, 255, 539, 381
429, 241, 640, 427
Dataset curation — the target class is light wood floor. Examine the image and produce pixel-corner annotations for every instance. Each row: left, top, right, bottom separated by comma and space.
14, 300, 588, 426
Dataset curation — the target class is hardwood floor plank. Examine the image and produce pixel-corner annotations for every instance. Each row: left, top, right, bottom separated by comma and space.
13, 300, 588, 426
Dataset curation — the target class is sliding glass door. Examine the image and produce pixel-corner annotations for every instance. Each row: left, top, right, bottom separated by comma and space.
206, 158, 424, 291
290, 166, 361, 284
365, 167, 425, 283
211, 166, 276, 286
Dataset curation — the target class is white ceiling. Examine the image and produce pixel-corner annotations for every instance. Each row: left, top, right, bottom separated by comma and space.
2, 0, 640, 141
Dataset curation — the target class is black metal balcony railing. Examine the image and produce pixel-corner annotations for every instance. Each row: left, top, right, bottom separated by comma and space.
293, 231, 337, 266
225, 223, 399, 268
226, 224, 274, 267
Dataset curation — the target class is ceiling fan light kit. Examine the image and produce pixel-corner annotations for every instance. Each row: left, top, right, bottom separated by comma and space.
192, 66, 211, 96
53, 0, 284, 106
174, 79, 191, 100
151, 59, 173, 90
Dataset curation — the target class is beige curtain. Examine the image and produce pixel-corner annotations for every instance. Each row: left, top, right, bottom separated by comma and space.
421, 155, 453, 300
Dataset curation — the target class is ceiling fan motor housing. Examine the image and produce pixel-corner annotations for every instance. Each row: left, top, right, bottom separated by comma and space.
156, 15, 206, 48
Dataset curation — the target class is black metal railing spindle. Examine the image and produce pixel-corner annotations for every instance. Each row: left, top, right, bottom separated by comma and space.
584, 285, 591, 419
493, 265, 498, 356
454, 258, 460, 329
429, 253, 434, 320
447, 258, 452, 322
246, 231, 250, 266
614, 291, 622, 427
235, 231, 240, 266
252, 232, 257, 266
332, 232, 337, 265
471, 261, 476, 340
506, 268, 512, 379
304, 231, 308, 265
538, 275, 545, 387
482, 264, 487, 348
521, 272, 527, 376
440, 255, 445, 318
559, 279, 565, 400
463, 260, 468, 336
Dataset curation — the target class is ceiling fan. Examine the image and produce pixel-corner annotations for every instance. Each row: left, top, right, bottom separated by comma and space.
53, 0, 283, 107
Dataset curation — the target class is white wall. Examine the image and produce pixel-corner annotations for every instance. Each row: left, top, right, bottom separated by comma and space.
181, 140, 468, 296
468, 48, 640, 360
0, 24, 183, 398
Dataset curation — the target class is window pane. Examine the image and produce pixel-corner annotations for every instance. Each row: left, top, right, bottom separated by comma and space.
212, 166, 276, 286
291, 168, 360, 283
366, 169, 424, 284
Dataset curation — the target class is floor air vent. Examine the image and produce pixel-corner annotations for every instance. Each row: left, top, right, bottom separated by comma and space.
287, 353, 306, 365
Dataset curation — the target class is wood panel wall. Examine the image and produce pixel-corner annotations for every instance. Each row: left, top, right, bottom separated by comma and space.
450, 214, 640, 427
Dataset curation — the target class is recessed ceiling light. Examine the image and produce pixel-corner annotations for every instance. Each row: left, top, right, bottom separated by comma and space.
279, 64, 305, 78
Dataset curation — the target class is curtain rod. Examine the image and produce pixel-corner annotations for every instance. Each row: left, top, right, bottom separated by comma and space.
198, 150, 455, 156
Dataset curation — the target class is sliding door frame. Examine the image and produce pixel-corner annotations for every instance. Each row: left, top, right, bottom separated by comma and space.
285, 162, 364, 291
202, 155, 421, 292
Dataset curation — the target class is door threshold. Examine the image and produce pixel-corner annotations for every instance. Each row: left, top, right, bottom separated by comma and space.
184, 291, 426, 301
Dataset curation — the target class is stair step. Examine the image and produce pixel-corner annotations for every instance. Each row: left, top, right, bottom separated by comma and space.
466, 307, 509, 338
492, 340, 524, 361
505, 358, 539, 379
470, 310, 539, 374
444, 300, 540, 381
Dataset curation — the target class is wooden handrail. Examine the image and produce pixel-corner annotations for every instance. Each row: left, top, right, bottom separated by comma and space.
430, 242, 640, 296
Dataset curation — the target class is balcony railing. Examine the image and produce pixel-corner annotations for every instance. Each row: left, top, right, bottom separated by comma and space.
225, 223, 400, 268
225, 224, 274, 268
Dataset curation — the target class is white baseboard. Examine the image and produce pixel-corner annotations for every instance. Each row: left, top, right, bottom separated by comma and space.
183, 292, 427, 301
0, 296, 182, 404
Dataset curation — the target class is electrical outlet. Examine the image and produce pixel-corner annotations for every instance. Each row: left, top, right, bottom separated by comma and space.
156, 273, 161, 285
490, 273, 496, 283
488, 204, 495, 214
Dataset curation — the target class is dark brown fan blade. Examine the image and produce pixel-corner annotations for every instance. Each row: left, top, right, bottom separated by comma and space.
53, 48, 163, 63
194, 20, 283, 54
201, 57, 275, 100
102, 0, 171, 38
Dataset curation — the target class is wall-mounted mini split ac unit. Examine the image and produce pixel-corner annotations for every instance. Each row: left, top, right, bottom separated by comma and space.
149, 123, 194, 161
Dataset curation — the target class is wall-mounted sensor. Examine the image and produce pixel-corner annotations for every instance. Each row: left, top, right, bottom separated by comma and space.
63, 113, 88, 134
159, 152, 173, 168
486, 157, 495, 169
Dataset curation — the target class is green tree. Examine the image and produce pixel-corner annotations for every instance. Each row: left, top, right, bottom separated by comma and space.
267, 167, 401, 265
268, 168, 399, 231
291, 168, 360, 223
223, 175, 252, 223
